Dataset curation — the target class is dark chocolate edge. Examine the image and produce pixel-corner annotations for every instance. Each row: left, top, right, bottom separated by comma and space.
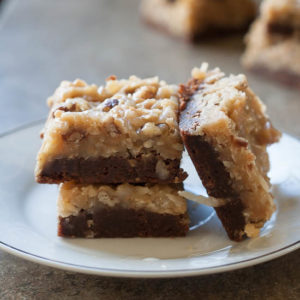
267, 22, 300, 36
58, 207, 189, 238
180, 134, 246, 242
36, 156, 187, 184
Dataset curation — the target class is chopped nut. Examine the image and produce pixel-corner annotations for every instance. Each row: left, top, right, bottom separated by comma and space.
157, 123, 169, 134
144, 139, 154, 148
192, 111, 202, 118
106, 75, 117, 81
57, 103, 76, 113
133, 86, 157, 100
103, 99, 119, 112
62, 131, 86, 143
233, 136, 248, 147
141, 122, 161, 136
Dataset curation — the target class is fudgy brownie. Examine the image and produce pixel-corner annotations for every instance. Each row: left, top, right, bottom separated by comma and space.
58, 182, 189, 238
179, 64, 281, 241
140, 0, 257, 41
242, 0, 300, 87
35, 76, 187, 184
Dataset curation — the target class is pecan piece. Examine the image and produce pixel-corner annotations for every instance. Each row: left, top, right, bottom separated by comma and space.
62, 131, 86, 143
103, 99, 119, 112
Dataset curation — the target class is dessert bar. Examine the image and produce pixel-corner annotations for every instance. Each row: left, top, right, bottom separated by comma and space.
58, 182, 189, 238
35, 76, 187, 184
242, 0, 300, 87
140, 0, 257, 41
179, 64, 281, 241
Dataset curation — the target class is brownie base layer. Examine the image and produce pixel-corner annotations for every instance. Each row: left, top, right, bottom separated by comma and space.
181, 134, 236, 198
248, 65, 300, 89
37, 156, 187, 184
215, 200, 247, 241
267, 23, 299, 36
58, 208, 189, 238
180, 134, 246, 241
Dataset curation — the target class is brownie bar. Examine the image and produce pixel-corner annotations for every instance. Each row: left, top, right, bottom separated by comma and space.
35, 76, 186, 184
140, 0, 256, 41
242, 0, 300, 87
57, 182, 189, 238
37, 156, 186, 184
262, 0, 300, 31
179, 64, 281, 241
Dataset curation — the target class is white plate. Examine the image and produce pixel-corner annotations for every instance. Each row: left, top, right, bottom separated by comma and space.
0, 122, 299, 278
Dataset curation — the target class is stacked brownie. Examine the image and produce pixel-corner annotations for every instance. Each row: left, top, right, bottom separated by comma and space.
35, 65, 281, 242
35, 76, 189, 238
242, 0, 300, 87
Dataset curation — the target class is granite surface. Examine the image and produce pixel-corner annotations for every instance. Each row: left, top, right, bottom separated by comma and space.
0, 0, 299, 299
0, 249, 299, 299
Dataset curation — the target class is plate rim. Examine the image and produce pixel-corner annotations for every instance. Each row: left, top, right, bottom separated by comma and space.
0, 240, 299, 278
0, 121, 299, 278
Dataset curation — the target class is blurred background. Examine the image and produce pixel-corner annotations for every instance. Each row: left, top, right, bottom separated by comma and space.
0, 0, 299, 137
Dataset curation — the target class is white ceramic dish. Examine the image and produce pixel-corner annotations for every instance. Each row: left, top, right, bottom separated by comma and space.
0, 122, 299, 278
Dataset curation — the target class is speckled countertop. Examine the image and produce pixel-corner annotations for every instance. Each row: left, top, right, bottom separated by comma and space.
0, 0, 299, 299
0, 250, 299, 299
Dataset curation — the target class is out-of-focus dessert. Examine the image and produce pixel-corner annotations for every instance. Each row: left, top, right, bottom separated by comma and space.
140, 0, 257, 41
242, 0, 300, 87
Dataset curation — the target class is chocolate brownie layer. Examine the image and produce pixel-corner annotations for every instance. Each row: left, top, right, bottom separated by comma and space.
181, 135, 235, 198
37, 156, 187, 184
267, 23, 297, 36
215, 200, 247, 241
58, 207, 189, 238
181, 130, 246, 241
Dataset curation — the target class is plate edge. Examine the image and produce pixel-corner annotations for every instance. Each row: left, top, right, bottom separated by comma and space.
0, 240, 299, 278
